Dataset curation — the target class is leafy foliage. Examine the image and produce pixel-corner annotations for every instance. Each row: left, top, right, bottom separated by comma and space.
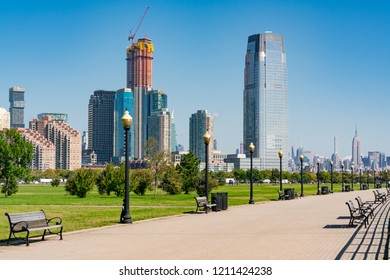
196, 171, 218, 197
96, 163, 125, 196
159, 164, 183, 195
0, 129, 34, 196
176, 151, 200, 194
65, 168, 96, 198
131, 169, 153, 195
51, 178, 61, 187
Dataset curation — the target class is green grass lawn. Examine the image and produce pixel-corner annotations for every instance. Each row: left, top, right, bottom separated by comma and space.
0, 183, 343, 242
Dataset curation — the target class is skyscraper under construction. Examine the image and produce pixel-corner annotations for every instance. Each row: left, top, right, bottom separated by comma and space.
126, 37, 154, 159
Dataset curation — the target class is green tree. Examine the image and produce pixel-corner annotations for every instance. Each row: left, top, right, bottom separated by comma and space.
318, 171, 330, 183
145, 137, 169, 198
96, 163, 126, 196
252, 169, 263, 183
196, 171, 218, 197
159, 165, 183, 195
51, 178, 61, 187
233, 169, 246, 183
271, 169, 279, 184
176, 151, 200, 194
0, 129, 34, 196
131, 169, 153, 195
210, 171, 226, 186
65, 168, 96, 198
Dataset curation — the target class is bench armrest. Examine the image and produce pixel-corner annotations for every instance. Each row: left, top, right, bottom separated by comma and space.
11, 221, 29, 231
47, 217, 63, 225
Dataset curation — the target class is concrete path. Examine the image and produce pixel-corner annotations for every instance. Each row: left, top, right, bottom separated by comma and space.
0, 189, 389, 260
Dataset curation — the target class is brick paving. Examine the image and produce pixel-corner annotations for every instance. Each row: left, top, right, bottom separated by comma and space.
0, 188, 388, 260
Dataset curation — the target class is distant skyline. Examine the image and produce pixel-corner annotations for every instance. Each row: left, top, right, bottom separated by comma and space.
1, 0, 390, 160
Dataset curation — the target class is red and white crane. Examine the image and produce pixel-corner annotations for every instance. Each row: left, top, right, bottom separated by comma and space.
128, 6, 150, 43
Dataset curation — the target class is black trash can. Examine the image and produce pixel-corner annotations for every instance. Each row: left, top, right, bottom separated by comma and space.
218, 192, 228, 210
284, 188, 295, 200
321, 186, 329, 195
211, 193, 222, 211
344, 185, 351, 192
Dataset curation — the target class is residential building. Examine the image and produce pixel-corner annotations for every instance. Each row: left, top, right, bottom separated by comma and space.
189, 110, 214, 162
243, 32, 288, 170
9, 86, 25, 128
19, 128, 56, 170
29, 116, 81, 170
148, 108, 171, 153
88, 90, 116, 164
0, 107, 10, 130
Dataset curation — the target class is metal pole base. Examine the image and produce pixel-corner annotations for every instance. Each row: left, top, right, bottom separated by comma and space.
249, 199, 254, 204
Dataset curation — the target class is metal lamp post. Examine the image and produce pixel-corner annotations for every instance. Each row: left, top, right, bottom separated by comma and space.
203, 130, 211, 202
359, 168, 362, 190
341, 163, 345, 191
374, 169, 376, 188
330, 161, 334, 193
278, 149, 283, 192
317, 159, 320, 195
120, 110, 133, 224
249, 143, 255, 204
351, 165, 354, 191
300, 154, 304, 197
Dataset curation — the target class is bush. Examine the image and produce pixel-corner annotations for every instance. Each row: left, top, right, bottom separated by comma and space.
159, 166, 182, 195
196, 171, 218, 197
65, 169, 96, 198
131, 169, 152, 196
51, 178, 61, 187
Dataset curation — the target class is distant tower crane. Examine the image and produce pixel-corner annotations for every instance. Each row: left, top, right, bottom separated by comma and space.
128, 6, 150, 43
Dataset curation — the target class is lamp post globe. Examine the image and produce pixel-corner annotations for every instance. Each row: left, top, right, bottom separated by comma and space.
249, 143, 255, 204
203, 130, 211, 206
300, 154, 304, 197
278, 149, 283, 192
120, 109, 133, 224
330, 161, 334, 193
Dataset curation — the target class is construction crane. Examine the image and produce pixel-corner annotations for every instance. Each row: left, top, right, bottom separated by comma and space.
128, 6, 150, 43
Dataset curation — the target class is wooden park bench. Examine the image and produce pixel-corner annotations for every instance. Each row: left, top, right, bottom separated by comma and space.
355, 196, 374, 219
5, 210, 63, 246
345, 200, 367, 228
194, 196, 216, 214
373, 190, 386, 204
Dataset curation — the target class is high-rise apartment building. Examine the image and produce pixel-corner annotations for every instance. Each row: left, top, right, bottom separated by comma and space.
113, 88, 134, 162
29, 116, 81, 170
189, 110, 214, 162
243, 33, 288, 170
351, 128, 361, 167
0, 108, 10, 130
9, 87, 25, 128
126, 37, 154, 159
20, 129, 56, 170
148, 108, 171, 153
88, 90, 116, 164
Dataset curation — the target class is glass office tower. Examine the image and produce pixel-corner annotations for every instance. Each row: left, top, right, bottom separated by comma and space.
243, 33, 288, 170
9, 87, 25, 128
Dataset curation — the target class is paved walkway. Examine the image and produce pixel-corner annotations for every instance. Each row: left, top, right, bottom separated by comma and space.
0, 189, 389, 260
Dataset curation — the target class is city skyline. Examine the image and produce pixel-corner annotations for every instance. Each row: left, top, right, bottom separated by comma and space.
1, 0, 390, 159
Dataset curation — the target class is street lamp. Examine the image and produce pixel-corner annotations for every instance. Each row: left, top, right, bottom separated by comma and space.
341, 163, 345, 192
373, 169, 376, 188
330, 161, 334, 193
317, 159, 320, 195
359, 168, 362, 190
278, 149, 283, 191
300, 154, 304, 197
203, 130, 211, 203
351, 165, 354, 191
120, 109, 133, 224
249, 143, 255, 204
367, 169, 370, 189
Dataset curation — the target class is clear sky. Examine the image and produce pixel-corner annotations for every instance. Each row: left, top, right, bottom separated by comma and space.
1, 0, 389, 160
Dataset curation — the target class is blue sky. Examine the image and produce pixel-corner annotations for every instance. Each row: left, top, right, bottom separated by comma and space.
1, 0, 389, 159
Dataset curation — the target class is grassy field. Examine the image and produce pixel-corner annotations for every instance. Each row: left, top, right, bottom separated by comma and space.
0, 183, 343, 242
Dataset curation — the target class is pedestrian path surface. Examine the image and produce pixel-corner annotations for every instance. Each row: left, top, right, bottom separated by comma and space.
0, 189, 389, 260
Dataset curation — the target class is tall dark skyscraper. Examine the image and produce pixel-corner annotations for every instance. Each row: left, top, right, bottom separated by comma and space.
9, 86, 25, 128
88, 90, 116, 164
243, 32, 288, 170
